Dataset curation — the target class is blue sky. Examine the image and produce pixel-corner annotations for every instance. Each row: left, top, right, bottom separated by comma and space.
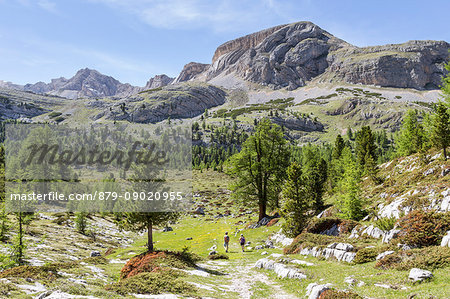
0, 0, 449, 86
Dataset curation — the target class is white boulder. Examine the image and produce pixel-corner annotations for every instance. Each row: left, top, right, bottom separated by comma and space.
376, 250, 395, 260
408, 268, 433, 282
440, 231, 450, 247
306, 283, 332, 299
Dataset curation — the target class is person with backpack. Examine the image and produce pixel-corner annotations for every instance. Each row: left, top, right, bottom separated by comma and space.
223, 232, 230, 253
239, 234, 246, 252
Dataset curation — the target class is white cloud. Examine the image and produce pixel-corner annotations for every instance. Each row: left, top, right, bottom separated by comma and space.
38, 0, 58, 14
86, 0, 295, 32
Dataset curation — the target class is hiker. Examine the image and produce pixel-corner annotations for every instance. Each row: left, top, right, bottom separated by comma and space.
239, 234, 246, 252
223, 232, 230, 253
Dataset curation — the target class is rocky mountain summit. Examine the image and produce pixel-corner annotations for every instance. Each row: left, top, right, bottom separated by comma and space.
144, 74, 174, 90
182, 21, 449, 90
32, 68, 141, 99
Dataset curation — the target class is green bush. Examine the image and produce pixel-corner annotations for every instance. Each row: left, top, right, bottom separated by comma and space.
375, 216, 397, 232
353, 247, 377, 264
75, 212, 88, 235
208, 253, 229, 260
375, 246, 450, 270
48, 112, 62, 118
106, 269, 197, 296
0, 281, 18, 296
319, 289, 362, 299
305, 217, 358, 235
54, 116, 65, 123
284, 233, 344, 254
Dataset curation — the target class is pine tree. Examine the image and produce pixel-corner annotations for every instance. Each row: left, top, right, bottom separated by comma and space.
395, 109, 426, 156
226, 119, 290, 221
301, 146, 328, 213
442, 60, 450, 106
355, 126, 377, 171
281, 162, 309, 237
115, 160, 180, 252
347, 127, 353, 140
431, 102, 450, 160
332, 134, 345, 160
337, 148, 363, 220
75, 212, 88, 235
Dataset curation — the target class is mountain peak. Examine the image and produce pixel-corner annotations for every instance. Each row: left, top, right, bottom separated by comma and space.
196, 21, 450, 90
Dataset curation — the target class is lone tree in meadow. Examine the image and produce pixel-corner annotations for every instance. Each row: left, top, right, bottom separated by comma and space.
115, 161, 180, 252
226, 118, 290, 221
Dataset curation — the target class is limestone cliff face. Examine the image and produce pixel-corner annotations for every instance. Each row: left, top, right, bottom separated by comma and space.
174, 62, 210, 83
196, 21, 449, 90
100, 83, 227, 123
321, 40, 450, 89
211, 24, 287, 63
205, 21, 351, 90
144, 74, 174, 89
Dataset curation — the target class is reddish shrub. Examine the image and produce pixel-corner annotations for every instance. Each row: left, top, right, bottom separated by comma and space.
305, 217, 358, 236
396, 210, 450, 247
319, 289, 361, 298
121, 251, 166, 279
267, 219, 279, 226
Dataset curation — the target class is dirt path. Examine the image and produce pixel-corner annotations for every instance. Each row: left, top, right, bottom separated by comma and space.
203, 259, 297, 299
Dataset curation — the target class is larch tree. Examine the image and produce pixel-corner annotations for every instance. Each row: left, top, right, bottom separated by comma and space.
226, 119, 290, 221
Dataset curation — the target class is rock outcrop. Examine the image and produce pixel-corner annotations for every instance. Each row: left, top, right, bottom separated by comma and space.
254, 258, 307, 279
101, 83, 227, 123
441, 231, 450, 247
299, 242, 356, 263
194, 21, 449, 90
306, 283, 332, 299
271, 115, 324, 132
322, 40, 449, 89
0, 93, 47, 120
206, 21, 349, 90
144, 74, 174, 90
408, 268, 433, 282
174, 62, 210, 83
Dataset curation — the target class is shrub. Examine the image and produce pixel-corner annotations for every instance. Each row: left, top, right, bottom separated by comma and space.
120, 250, 200, 279
54, 116, 65, 123
208, 253, 229, 260
305, 217, 358, 235
52, 214, 69, 225
48, 112, 62, 118
267, 218, 279, 226
375, 216, 397, 232
0, 281, 18, 296
375, 246, 450, 270
0, 264, 60, 280
75, 212, 88, 235
396, 210, 449, 247
106, 269, 196, 296
284, 233, 344, 254
319, 289, 362, 299
375, 254, 403, 270
353, 247, 377, 264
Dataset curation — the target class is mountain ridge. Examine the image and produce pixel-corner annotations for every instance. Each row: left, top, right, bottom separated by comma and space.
0, 21, 449, 98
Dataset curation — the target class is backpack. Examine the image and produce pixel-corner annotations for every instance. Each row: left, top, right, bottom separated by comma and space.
240, 237, 245, 245
224, 235, 230, 243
